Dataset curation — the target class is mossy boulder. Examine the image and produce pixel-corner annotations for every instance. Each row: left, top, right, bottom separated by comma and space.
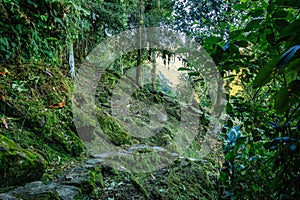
145, 157, 220, 199
0, 134, 47, 187
96, 110, 134, 145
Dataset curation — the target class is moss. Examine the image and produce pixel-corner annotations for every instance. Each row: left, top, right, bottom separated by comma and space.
80, 171, 96, 195
96, 110, 133, 145
1, 63, 84, 161
94, 166, 105, 188
129, 175, 149, 199
0, 134, 47, 187
144, 158, 219, 199
75, 167, 104, 199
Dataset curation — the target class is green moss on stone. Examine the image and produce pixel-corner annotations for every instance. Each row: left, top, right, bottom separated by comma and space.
80, 171, 96, 195
0, 134, 47, 187
96, 110, 133, 145
145, 158, 219, 199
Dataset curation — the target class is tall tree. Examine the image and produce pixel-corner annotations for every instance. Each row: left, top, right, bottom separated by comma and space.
136, 0, 144, 87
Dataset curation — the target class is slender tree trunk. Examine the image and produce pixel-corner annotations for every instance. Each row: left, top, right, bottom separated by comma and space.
151, 49, 157, 91
136, 0, 143, 87
69, 43, 75, 77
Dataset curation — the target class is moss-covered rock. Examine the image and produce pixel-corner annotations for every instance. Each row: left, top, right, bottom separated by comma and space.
145, 157, 220, 199
96, 110, 134, 145
62, 167, 98, 195
0, 134, 47, 187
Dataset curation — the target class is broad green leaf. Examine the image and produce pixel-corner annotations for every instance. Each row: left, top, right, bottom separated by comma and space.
212, 45, 224, 65
245, 19, 261, 32
286, 70, 298, 85
204, 36, 222, 45
177, 67, 190, 71
225, 152, 235, 162
229, 30, 242, 40
233, 3, 248, 11
226, 103, 233, 114
188, 71, 200, 77
273, 10, 288, 18
249, 9, 264, 18
234, 40, 248, 48
275, 0, 300, 7
227, 44, 240, 56
275, 88, 289, 114
280, 19, 300, 38
253, 58, 279, 88
286, 58, 300, 71
288, 80, 300, 97
274, 19, 289, 32
266, 33, 275, 45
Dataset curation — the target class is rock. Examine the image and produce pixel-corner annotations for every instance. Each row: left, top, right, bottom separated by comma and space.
9, 181, 60, 200
0, 135, 47, 187
96, 110, 133, 145
86, 158, 104, 165
0, 193, 17, 200
93, 151, 131, 159
61, 167, 97, 195
55, 185, 80, 200
126, 145, 168, 154
145, 157, 219, 199
0, 181, 80, 200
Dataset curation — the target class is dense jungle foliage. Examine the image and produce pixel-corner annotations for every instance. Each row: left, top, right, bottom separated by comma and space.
1, 0, 300, 199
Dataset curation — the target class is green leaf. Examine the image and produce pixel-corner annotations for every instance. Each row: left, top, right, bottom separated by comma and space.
27, 0, 38, 8
284, 58, 300, 85
245, 20, 261, 32
229, 30, 242, 40
234, 40, 249, 48
225, 152, 235, 162
188, 71, 200, 77
280, 19, 300, 38
233, 3, 248, 11
226, 103, 233, 114
177, 67, 190, 71
286, 69, 298, 85
266, 33, 275, 45
286, 58, 300, 71
205, 36, 222, 45
253, 59, 279, 88
249, 9, 264, 18
274, 19, 289, 32
212, 45, 224, 65
275, 88, 289, 114
54, 17, 66, 28
288, 80, 300, 97
273, 10, 288, 18
275, 0, 300, 7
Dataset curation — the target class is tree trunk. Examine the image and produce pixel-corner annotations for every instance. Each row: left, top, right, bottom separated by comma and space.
136, 0, 144, 87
